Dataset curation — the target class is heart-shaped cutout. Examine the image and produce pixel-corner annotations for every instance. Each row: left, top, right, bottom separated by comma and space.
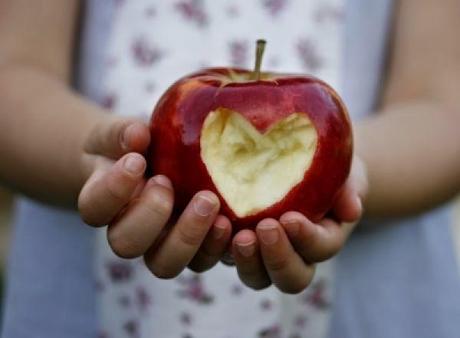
200, 108, 317, 217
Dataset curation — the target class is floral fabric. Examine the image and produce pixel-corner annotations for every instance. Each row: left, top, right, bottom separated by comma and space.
97, 1, 343, 337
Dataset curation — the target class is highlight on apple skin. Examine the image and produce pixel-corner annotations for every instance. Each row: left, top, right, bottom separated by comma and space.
148, 41, 352, 231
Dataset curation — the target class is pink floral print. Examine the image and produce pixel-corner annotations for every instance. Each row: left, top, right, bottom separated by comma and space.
314, 4, 344, 23
136, 286, 152, 312
98, 1, 343, 337
123, 320, 140, 338
177, 274, 214, 304
131, 37, 163, 67
105, 260, 134, 283
296, 38, 323, 72
175, 0, 208, 27
305, 279, 330, 310
262, 0, 289, 16
229, 40, 249, 67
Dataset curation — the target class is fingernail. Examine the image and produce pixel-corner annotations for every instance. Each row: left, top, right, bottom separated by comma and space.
258, 224, 279, 245
281, 219, 300, 237
151, 175, 172, 189
236, 242, 255, 257
124, 155, 145, 175
356, 197, 363, 212
194, 194, 217, 217
120, 124, 135, 151
213, 224, 226, 240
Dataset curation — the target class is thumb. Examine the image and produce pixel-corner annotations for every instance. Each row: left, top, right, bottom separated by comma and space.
332, 156, 368, 223
84, 117, 151, 159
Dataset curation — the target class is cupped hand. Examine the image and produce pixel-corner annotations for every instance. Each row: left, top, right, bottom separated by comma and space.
78, 117, 232, 278
228, 156, 368, 294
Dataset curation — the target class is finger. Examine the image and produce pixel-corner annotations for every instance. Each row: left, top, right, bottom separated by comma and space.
256, 219, 315, 294
78, 153, 146, 226
84, 118, 150, 159
333, 156, 368, 222
107, 175, 174, 259
188, 215, 232, 273
280, 211, 355, 262
233, 230, 271, 290
221, 251, 236, 266
144, 191, 220, 279
332, 182, 363, 223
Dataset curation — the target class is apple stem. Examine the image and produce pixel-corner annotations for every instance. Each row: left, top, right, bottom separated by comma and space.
253, 39, 266, 81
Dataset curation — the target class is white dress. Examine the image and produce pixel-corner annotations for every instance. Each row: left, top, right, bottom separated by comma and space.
96, 1, 343, 337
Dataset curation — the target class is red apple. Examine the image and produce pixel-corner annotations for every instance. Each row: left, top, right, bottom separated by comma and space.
149, 41, 352, 231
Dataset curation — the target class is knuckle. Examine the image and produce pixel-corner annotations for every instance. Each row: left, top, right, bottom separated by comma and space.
145, 188, 173, 220
316, 240, 344, 262
111, 119, 127, 145
177, 225, 204, 247
265, 256, 290, 272
107, 230, 140, 259
78, 197, 103, 227
106, 175, 130, 200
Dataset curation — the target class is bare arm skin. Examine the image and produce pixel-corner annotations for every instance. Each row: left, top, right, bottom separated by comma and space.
356, 0, 460, 217
1, 0, 459, 294
0, 0, 232, 284
0, 0, 103, 206
232, 0, 460, 292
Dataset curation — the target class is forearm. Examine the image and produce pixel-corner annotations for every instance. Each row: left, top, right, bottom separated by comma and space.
0, 65, 107, 207
355, 99, 460, 217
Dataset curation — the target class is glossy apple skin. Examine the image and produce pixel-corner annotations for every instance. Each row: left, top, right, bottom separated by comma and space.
148, 68, 352, 231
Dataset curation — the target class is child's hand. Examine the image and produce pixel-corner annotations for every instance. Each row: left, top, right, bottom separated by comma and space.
228, 157, 368, 294
78, 117, 232, 278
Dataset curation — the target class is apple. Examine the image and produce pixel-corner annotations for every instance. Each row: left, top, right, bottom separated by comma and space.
149, 40, 352, 231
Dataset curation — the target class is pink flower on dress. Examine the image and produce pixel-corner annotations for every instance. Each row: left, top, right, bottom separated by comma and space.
177, 275, 214, 304
231, 284, 244, 295
123, 320, 139, 338
101, 94, 117, 110
315, 4, 344, 23
260, 298, 273, 311
304, 279, 330, 310
175, 0, 208, 27
131, 37, 163, 67
296, 38, 323, 72
258, 324, 281, 338
136, 286, 152, 312
145, 6, 157, 18
105, 260, 134, 283
294, 314, 308, 328
180, 312, 193, 325
229, 40, 249, 67
262, 0, 288, 16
